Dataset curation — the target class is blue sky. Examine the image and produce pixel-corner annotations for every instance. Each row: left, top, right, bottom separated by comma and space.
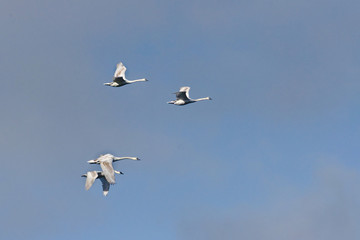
1, 0, 360, 239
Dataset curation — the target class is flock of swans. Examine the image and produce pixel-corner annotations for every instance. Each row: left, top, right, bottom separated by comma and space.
82, 62, 212, 196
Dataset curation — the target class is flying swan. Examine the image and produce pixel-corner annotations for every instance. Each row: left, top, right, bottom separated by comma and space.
81, 170, 123, 196
167, 86, 212, 105
104, 62, 148, 87
87, 154, 140, 184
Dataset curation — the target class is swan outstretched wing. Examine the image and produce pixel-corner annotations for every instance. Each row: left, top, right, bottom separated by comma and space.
85, 171, 98, 190
114, 62, 127, 78
99, 177, 110, 196
100, 161, 116, 184
175, 86, 191, 101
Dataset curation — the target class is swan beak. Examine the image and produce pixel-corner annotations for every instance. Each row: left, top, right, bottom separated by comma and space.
209, 97, 212, 100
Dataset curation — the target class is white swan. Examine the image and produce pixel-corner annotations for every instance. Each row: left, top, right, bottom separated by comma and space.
104, 62, 148, 87
167, 86, 212, 105
87, 154, 140, 184
81, 170, 123, 196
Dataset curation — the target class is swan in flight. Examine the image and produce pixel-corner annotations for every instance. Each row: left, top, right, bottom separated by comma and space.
167, 86, 212, 105
104, 62, 148, 87
87, 154, 140, 184
81, 170, 123, 196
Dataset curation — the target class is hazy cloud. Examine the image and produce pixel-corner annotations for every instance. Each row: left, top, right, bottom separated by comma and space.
179, 162, 360, 240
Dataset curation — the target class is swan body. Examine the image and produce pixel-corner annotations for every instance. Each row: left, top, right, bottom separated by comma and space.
167, 86, 212, 105
87, 154, 140, 184
81, 170, 123, 196
104, 62, 148, 87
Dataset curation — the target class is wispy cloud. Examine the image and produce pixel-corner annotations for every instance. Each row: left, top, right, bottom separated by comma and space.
179, 161, 360, 240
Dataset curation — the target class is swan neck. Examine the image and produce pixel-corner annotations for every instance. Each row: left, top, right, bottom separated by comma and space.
127, 78, 146, 83
113, 157, 137, 161
193, 97, 210, 102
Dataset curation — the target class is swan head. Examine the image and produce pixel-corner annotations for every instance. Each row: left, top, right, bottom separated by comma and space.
208, 97, 212, 100
87, 159, 98, 164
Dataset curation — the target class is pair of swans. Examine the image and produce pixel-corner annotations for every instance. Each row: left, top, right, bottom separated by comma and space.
82, 154, 140, 196
104, 62, 212, 105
